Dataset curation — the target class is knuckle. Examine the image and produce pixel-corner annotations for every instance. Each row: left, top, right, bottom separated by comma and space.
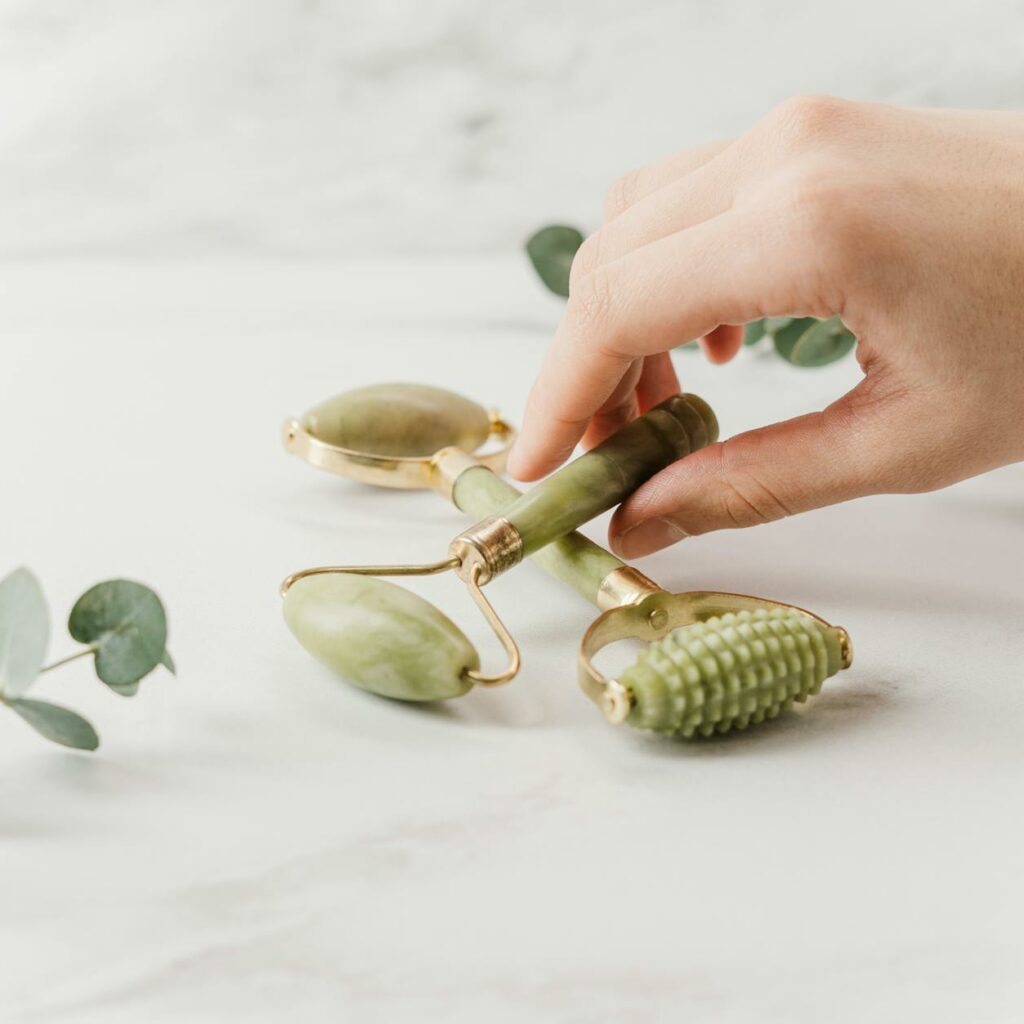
720, 474, 791, 529
567, 265, 616, 333
776, 160, 867, 282
603, 169, 640, 221
762, 93, 851, 149
569, 232, 601, 288
715, 444, 792, 528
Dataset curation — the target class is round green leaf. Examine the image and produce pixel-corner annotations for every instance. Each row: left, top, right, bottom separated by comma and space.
774, 316, 856, 367
8, 698, 99, 751
68, 580, 168, 693
772, 317, 821, 364
0, 567, 50, 698
525, 225, 584, 298
743, 320, 767, 346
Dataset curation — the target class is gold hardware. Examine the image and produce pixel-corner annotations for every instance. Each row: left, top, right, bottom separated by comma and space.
462, 563, 521, 686
283, 413, 515, 491
449, 516, 524, 585
279, 556, 459, 598
595, 566, 663, 611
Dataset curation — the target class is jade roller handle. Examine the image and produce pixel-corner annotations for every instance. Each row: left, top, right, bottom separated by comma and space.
449, 393, 717, 583
452, 464, 629, 605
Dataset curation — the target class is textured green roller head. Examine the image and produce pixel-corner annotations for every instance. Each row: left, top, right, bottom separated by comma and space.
621, 608, 845, 737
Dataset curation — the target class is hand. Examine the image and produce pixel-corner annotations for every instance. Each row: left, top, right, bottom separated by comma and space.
507, 96, 1024, 557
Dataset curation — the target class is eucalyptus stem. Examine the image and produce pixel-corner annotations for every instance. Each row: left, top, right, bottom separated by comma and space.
40, 648, 96, 674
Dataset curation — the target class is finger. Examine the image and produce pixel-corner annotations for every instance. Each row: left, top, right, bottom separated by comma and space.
576, 145, 744, 287
581, 353, 681, 451
609, 383, 894, 556
580, 360, 643, 452
635, 352, 681, 412
509, 206, 830, 481
700, 324, 744, 364
604, 138, 735, 221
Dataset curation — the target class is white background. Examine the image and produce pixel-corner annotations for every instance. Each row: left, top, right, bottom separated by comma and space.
1, 3, 1023, 1022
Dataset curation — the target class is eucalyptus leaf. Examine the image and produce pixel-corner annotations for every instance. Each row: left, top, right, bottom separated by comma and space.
764, 316, 795, 334
774, 316, 856, 367
160, 649, 176, 676
526, 225, 584, 298
771, 317, 819, 363
8, 698, 99, 751
0, 567, 50, 699
69, 580, 167, 693
743, 320, 767, 346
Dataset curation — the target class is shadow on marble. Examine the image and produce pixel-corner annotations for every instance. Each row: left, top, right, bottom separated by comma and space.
617, 675, 899, 760
0, 752, 182, 840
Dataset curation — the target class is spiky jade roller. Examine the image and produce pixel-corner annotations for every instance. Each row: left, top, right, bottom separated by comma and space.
281, 383, 852, 736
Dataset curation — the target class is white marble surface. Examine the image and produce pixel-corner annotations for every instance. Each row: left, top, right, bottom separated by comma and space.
1, 257, 1022, 1021
1, 0, 1023, 258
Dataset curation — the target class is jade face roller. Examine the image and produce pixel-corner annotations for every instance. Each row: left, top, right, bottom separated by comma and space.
281, 383, 853, 735
442, 464, 852, 736
281, 383, 718, 698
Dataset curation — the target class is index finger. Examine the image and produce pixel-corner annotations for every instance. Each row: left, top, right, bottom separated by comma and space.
507, 207, 823, 480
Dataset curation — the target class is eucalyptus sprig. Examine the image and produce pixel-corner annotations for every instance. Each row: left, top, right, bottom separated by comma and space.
525, 223, 857, 368
0, 568, 174, 751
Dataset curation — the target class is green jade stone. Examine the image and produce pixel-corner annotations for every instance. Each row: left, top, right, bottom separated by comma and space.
622, 608, 845, 737
302, 383, 492, 458
283, 573, 478, 701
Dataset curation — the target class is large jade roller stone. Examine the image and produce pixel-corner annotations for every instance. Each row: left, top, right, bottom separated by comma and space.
283, 573, 478, 701
302, 383, 492, 458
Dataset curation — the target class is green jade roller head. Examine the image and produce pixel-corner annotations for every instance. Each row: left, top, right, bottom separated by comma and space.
281, 383, 719, 702
281, 383, 853, 736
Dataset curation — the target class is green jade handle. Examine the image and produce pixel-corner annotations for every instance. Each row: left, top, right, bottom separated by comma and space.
453, 393, 717, 577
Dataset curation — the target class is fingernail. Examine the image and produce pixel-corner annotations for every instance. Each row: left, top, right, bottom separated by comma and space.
613, 517, 687, 559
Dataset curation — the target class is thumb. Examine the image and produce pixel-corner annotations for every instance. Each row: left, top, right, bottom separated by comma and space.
609, 387, 900, 558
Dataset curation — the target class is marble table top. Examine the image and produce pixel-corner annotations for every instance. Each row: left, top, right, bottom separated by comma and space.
1, 258, 1021, 1022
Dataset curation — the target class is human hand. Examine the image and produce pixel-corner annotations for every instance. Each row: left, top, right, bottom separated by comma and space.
507, 96, 1024, 558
